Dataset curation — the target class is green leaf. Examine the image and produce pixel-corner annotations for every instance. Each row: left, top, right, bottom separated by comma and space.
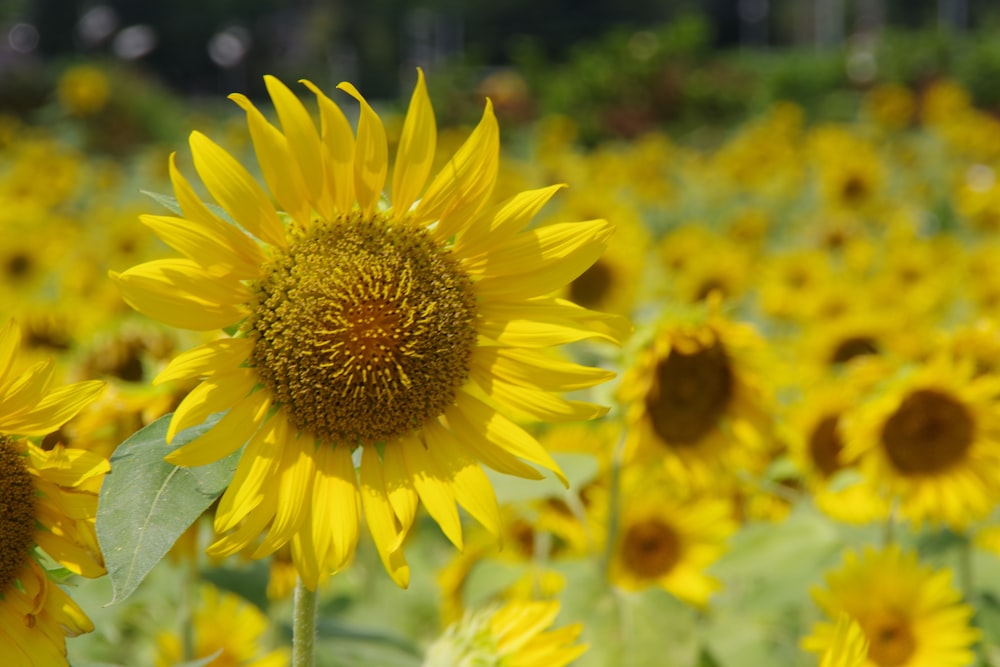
97, 413, 241, 605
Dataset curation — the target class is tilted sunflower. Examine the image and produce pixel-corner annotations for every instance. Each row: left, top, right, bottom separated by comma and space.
111, 71, 627, 589
802, 545, 979, 667
0, 320, 107, 664
841, 353, 1000, 528
818, 613, 869, 667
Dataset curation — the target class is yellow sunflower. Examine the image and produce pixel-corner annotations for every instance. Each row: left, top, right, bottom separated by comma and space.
155, 583, 288, 667
423, 599, 586, 667
841, 353, 1000, 528
0, 320, 107, 663
619, 304, 773, 488
111, 70, 626, 589
607, 468, 735, 607
802, 545, 979, 667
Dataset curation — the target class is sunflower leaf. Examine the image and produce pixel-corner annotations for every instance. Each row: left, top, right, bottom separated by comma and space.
97, 412, 240, 605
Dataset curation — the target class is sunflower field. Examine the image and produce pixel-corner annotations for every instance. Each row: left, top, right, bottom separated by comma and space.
7, 15, 1000, 667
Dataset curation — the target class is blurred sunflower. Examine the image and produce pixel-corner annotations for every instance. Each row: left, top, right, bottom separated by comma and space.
423, 599, 586, 667
781, 374, 890, 525
619, 305, 772, 487
155, 583, 288, 667
607, 468, 735, 607
111, 71, 626, 589
842, 353, 1000, 528
802, 545, 978, 667
0, 320, 107, 663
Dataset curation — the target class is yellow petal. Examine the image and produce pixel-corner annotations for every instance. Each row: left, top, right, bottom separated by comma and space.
381, 442, 418, 536
290, 510, 323, 591
265, 76, 324, 203
337, 81, 388, 215
313, 444, 360, 572
189, 131, 286, 247
167, 368, 256, 443
215, 413, 283, 532
391, 68, 436, 215
456, 184, 566, 256
34, 529, 104, 578
478, 297, 631, 347
28, 443, 109, 486
300, 80, 355, 215
0, 358, 53, 420
256, 427, 314, 556
471, 219, 614, 299
360, 445, 410, 587
400, 435, 463, 549
139, 214, 264, 279
478, 346, 617, 392
442, 408, 545, 482
470, 364, 607, 423
110, 259, 250, 331
165, 390, 270, 467
154, 337, 253, 386
0, 379, 105, 436
452, 390, 568, 487
208, 489, 277, 558
424, 419, 501, 538
419, 100, 499, 240
229, 93, 311, 225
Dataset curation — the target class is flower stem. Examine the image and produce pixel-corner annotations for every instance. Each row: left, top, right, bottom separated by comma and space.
292, 577, 319, 667
599, 431, 628, 578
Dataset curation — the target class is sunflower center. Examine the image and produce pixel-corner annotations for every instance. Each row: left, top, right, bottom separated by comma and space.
621, 518, 681, 579
568, 259, 612, 310
829, 336, 879, 365
867, 613, 916, 667
248, 213, 477, 446
880, 388, 975, 475
808, 414, 844, 478
0, 437, 36, 595
645, 336, 733, 446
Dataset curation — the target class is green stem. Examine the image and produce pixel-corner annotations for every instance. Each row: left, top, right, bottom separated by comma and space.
599, 431, 627, 578
292, 577, 319, 667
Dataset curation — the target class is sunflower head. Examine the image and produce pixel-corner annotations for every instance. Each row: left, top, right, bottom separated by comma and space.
112, 71, 624, 589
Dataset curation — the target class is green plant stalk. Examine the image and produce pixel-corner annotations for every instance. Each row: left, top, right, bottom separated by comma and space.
292, 578, 319, 667
599, 431, 628, 578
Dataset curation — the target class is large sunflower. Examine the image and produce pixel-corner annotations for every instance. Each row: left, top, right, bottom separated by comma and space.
802, 546, 979, 667
111, 71, 626, 589
0, 320, 107, 664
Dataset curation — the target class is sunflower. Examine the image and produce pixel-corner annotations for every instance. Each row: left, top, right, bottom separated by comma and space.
781, 372, 890, 525
607, 468, 735, 607
802, 545, 979, 667
619, 304, 773, 488
423, 599, 586, 667
841, 353, 1000, 528
111, 71, 626, 589
0, 319, 107, 663
155, 583, 288, 667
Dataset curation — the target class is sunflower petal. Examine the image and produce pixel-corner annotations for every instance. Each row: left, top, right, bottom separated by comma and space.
0, 380, 105, 436
391, 68, 436, 215
167, 368, 256, 443
314, 444, 360, 572
479, 346, 617, 392
229, 93, 311, 225
215, 414, 283, 532
424, 420, 502, 538
165, 390, 270, 467
442, 408, 545, 482
419, 100, 499, 240
189, 131, 286, 247
360, 445, 410, 587
0, 319, 20, 385
265, 75, 324, 202
337, 82, 388, 215
256, 427, 314, 556
470, 365, 608, 423
154, 337, 253, 386
139, 214, 264, 279
456, 184, 566, 256
400, 435, 463, 549
382, 443, 418, 536
452, 390, 568, 487
110, 259, 250, 331
300, 80, 355, 215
